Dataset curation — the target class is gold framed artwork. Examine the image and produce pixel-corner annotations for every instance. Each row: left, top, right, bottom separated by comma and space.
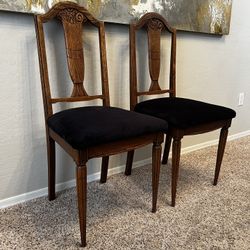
0, 0, 232, 35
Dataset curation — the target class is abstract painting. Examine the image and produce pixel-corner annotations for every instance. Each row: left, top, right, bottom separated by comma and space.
0, 0, 233, 35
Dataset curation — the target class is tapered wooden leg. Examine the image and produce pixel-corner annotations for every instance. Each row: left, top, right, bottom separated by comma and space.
125, 150, 134, 176
100, 156, 109, 183
76, 164, 87, 247
162, 134, 172, 164
213, 126, 229, 186
171, 137, 182, 207
152, 142, 162, 213
47, 136, 56, 201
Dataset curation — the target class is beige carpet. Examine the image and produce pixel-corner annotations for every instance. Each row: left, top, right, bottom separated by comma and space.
0, 136, 249, 249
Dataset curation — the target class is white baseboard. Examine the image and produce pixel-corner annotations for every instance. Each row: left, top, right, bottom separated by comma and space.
1, 130, 249, 209
0, 158, 151, 209
181, 130, 250, 155
228, 130, 250, 141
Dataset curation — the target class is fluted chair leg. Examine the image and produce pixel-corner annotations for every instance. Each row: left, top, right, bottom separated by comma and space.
171, 137, 182, 207
76, 164, 87, 247
152, 140, 162, 213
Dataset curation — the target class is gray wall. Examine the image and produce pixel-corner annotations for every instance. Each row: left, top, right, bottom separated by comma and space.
0, 0, 249, 201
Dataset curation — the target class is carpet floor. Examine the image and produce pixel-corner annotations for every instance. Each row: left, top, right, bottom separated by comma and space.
0, 136, 249, 249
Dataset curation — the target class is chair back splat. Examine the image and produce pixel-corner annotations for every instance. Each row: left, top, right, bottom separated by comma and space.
35, 2, 110, 119
130, 12, 176, 110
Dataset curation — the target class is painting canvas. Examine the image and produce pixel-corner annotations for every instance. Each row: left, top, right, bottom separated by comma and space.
0, 0, 232, 35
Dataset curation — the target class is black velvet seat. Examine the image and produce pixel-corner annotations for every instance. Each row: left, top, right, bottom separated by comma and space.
48, 106, 167, 149
135, 97, 236, 129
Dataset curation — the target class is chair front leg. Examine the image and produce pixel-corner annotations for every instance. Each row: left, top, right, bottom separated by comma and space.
171, 136, 182, 207
213, 125, 229, 186
152, 139, 162, 213
125, 150, 135, 176
47, 135, 56, 201
76, 164, 87, 247
162, 134, 172, 164
100, 156, 109, 183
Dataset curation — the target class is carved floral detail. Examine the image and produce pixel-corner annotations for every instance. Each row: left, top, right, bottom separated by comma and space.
148, 18, 164, 31
57, 8, 86, 24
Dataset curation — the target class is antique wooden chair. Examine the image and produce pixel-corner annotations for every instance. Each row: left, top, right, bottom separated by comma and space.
124, 13, 236, 207
35, 2, 166, 247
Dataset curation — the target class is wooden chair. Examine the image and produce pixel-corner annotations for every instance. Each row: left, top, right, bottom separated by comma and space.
34, 3, 166, 247
124, 13, 236, 207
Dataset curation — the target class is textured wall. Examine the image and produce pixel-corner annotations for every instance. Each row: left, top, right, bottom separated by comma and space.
0, 0, 250, 201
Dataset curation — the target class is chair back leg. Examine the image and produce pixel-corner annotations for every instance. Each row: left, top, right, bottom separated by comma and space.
100, 156, 109, 183
162, 134, 172, 165
47, 135, 56, 201
125, 150, 135, 176
213, 125, 230, 185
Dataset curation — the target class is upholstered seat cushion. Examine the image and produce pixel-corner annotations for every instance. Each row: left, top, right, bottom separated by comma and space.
134, 97, 236, 129
48, 106, 167, 149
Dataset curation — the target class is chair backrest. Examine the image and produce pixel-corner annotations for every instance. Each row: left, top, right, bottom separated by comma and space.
130, 12, 177, 110
35, 2, 110, 119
